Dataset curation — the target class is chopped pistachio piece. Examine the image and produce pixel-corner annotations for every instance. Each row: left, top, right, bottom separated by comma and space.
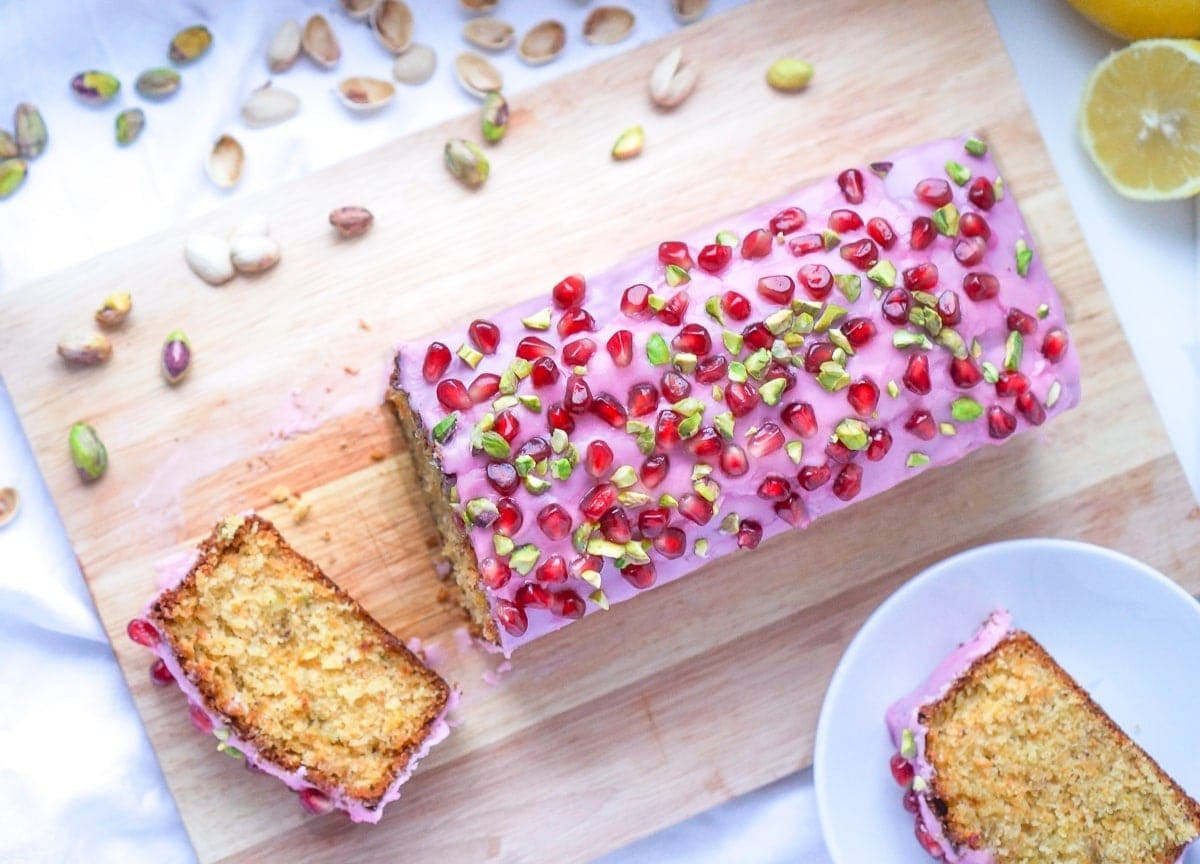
931, 203, 959, 236
514, 454, 535, 476
981, 361, 1000, 384
785, 440, 804, 464
866, 259, 896, 288
939, 422, 957, 436
646, 332, 669, 365
573, 521, 597, 553
520, 307, 552, 330
745, 348, 771, 380
834, 273, 861, 302
694, 538, 710, 557
432, 412, 458, 443
672, 351, 698, 374
612, 125, 644, 160
627, 420, 655, 454
498, 369, 518, 396
518, 394, 542, 412
912, 776, 929, 792
793, 299, 823, 316
492, 395, 519, 412
817, 362, 851, 392
971, 337, 984, 359
677, 412, 702, 438
659, 493, 679, 508
714, 410, 735, 440
479, 431, 510, 459
1036, 303, 1050, 319
951, 397, 983, 422
673, 397, 704, 417
715, 230, 738, 247
722, 329, 744, 355
1004, 330, 1023, 372
944, 159, 971, 185
549, 428, 568, 454
828, 327, 854, 356
1046, 380, 1062, 408
611, 464, 638, 488
906, 451, 930, 468
720, 512, 741, 534
900, 728, 917, 759
579, 569, 603, 588
759, 377, 786, 406
693, 476, 720, 502
524, 474, 551, 494
936, 327, 967, 359
691, 463, 713, 480
623, 541, 650, 564
493, 533, 515, 556
457, 343, 483, 368
994, 176, 1004, 200
588, 537, 627, 558
821, 228, 840, 250
765, 308, 793, 335
589, 588, 610, 610
912, 290, 938, 307
834, 417, 870, 450
712, 384, 724, 401
619, 490, 652, 507
893, 330, 933, 350
664, 264, 690, 286
886, 380, 900, 398
647, 293, 666, 312
727, 361, 748, 383
1015, 238, 1033, 277
551, 458, 573, 480
704, 295, 725, 324
466, 497, 499, 525
813, 303, 847, 332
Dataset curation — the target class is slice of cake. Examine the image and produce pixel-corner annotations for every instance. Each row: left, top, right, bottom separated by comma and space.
128, 514, 453, 823
388, 134, 1081, 657
885, 610, 1200, 862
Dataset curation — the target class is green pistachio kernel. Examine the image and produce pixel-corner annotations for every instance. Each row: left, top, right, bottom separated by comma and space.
573, 521, 596, 552
492, 395, 519, 413
981, 361, 1000, 384
691, 463, 713, 481
466, 497, 499, 525
693, 477, 720, 502
931, 203, 959, 237
828, 327, 854, 356
611, 465, 638, 488
672, 397, 704, 417
69, 422, 108, 482
677, 413, 702, 439
712, 384, 724, 401
514, 454, 535, 477
510, 544, 540, 574
912, 776, 929, 792
912, 290, 938, 307
579, 569, 602, 588
900, 728, 917, 759
694, 538, 710, 558
646, 332, 670, 365
547, 428, 567, 454
493, 533, 515, 556
722, 329, 744, 355
785, 440, 804, 464
770, 339, 790, 360
834, 417, 870, 450
936, 328, 968, 359
887, 380, 900, 399
783, 332, 805, 348
672, 351, 698, 374
589, 588, 610, 610
817, 362, 851, 392
588, 537, 627, 558
745, 348, 772, 380
623, 541, 650, 564
626, 420, 655, 454
964, 137, 987, 157
893, 330, 933, 350
821, 228, 841, 250
534, 458, 549, 475
524, 474, 551, 494
940, 422, 957, 436
813, 303, 847, 333
944, 159, 971, 185
866, 259, 896, 288
573, 365, 587, 376
716, 230, 738, 247
720, 512, 741, 534
479, 430, 510, 459
659, 493, 679, 508
664, 264, 690, 287
1004, 330, 1023, 372
647, 293, 666, 312
971, 337, 984, 359
432, 412, 458, 443
759, 377, 786, 406
498, 369, 518, 395
951, 397, 984, 422
520, 307, 551, 330
1046, 380, 1062, 408
1036, 303, 1050, 319
765, 308, 793, 335
906, 451, 930, 468
714, 411, 735, 440
565, 442, 580, 467
794, 312, 814, 334
793, 299, 823, 316
994, 176, 1005, 200
1015, 238, 1032, 277
518, 394, 542, 412
457, 343, 483, 368
619, 490, 652, 507
705, 295, 725, 324
551, 457, 573, 480
834, 274, 861, 302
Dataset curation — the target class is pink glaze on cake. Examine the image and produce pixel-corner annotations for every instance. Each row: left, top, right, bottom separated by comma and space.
394, 135, 1081, 657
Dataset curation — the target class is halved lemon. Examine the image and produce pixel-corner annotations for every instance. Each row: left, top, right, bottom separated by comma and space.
1065, 0, 1200, 41
1078, 39, 1200, 200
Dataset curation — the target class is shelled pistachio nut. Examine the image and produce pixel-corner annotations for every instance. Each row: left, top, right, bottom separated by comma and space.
267, 19, 302, 72
649, 45, 698, 109
71, 71, 121, 104
115, 108, 145, 145
68, 422, 107, 483
444, 138, 489, 188
481, 91, 508, 143
57, 331, 113, 366
329, 205, 374, 237
205, 135, 243, 189
95, 292, 132, 327
336, 77, 395, 113
393, 43, 436, 84
135, 67, 182, 99
161, 330, 192, 384
0, 131, 17, 160
184, 234, 236, 284
0, 159, 27, 199
230, 233, 281, 273
15, 103, 47, 158
169, 25, 212, 63
241, 85, 300, 127
611, 125, 644, 160
0, 487, 18, 528
766, 57, 813, 92
303, 14, 341, 68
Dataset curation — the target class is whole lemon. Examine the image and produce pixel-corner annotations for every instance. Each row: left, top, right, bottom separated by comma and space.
1065, 0, 1200, 40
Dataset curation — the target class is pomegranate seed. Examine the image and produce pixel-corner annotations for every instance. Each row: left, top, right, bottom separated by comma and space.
902, 788, 919, 814
658, 291, 690, 326
867, 216, 896, 249
638, 507, 669, 538
606, 330, 634, 367
516, 582, 552, 609
903, 263, 939, 293
950, 356, 983, 388
563, 337, 597, 366
547, 402, 574, 433
495, 497, 523, 536
936, 290, 961, 325
915, 178, 952, 207
672, 323, 712, 356
1006, 308, 1037, 335
468, 319, 500, 354
832, 463, 863, 501
127, 618, 160, 647
953, 236, 987, 267
557, 307, 596, 338
847, 377, 879, 416
480, 557, 512, 589
599, 507, 632, 543
842, 317, 877, 348
517, 435, 551, 463
590, 392, 627, 428
910, 216, 935, 250
516, 336, 554, 360
882, 288, 912, 325
963, 272, 999, 301
628, 381, 660, 417
890, 754, 914, 786
422, 342, 452, 383
782, 402, 818, 438
741, 228, 772, 259
655, 409, 682, 447
867, 427, 892, 462
798, 464, 831, 490
988, 404, 1017, 439
688, 425, 723, 458
660, 371, 692, 402
1016, 391, 1046, 425
769, 206, 806, 235
486, 461, 519, 494
585, 440, 614, 477
721, 290, 752, 320
757, 274, 795, 304
736, 520, 763, 549
1042, 328, 1069, 362
803, 341, 836, 373
698, 243, 733, 273
905, 410, 937, 440
837, 168, 865, 204
188, 702, 213, 733
653, 526, 686, 558
678, 493, 713, 525
757, 474, 791, 501
468, 372, 500, 403
695, 354, 728, 384
825, 440, 856, 464
530, 356, 561, 388
742, 322, 773, 350
621, 283, 653, 318
960, 211, 991, 239
995, 370, 1029, 397
915, 820, 945, 857
774, 493, 806, 526
493, 410, 521, 445
788, 233, 825, 256
580, 483, 617, 519
839, 238, 879, 270
798, 263, 833, 300
536, 554, 567, 583
564, 374, 592, 413
828, 208, 863, 232
299, 788, 334, 815
746, 422, 784, 457
658, 240, 693, 270
720, 443, 749, 476
552, 273, 586, 309
496, 599, 527, 636
903, 355, 931, 395
436, 378, 471, 410
550, 589, 586, 619
621, 561, 657, 589
725, 380, 760, 417
967, 175, 996, 210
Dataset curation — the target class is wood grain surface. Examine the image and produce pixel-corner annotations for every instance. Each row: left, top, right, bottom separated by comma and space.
2, 0, 1198, 861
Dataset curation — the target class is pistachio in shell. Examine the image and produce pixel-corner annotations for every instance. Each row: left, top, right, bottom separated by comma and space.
518, 20, 565, 66
464, 18, 515, 52
115, 108, 146, 145
460, 0, 498, 12
455, 52, 502, 98
336, 77, 396, 113
340, 0, 376, 20
583, 6, 635, 46
185, 234, 236, 284
71, 71, 120, 105
649, 45, 698, 109
0, 487, 19, 529
0, 159, 27, 199
135, 67, 182, 99
0, 131, 17, 160
672, 0, 709, 23
267, 19, 302, 72
206, 134, 244, 189
444, 138, 489, 188
15, 103, 47, 158
302, 14, 341, 69
68, 422, 107, 483
481, 91, 508, 143
393, 43, 436, 84
241, 85, 300, 127
372, 0, 413, 54
169, 25, 213, 63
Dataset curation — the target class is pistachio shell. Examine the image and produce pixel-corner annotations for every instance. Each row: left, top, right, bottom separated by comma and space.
460, 0, 497, 12
766, 57, 813, 92
0, 158, 26, 198
464, 18, 515, 52
649, 45, 698, 109
0, 131, 16, 160
672, 0, 708, 23
115, 108, 145, 145
444, 138, 489, 188
135, 67, 182, 99
230, 234, 281, 274
372, 0, 413, 54
393, 43, 436, 84
267, 20, 302, 72
14, 103, 46, 158
583, 6, 635, 46
336, 77, 395, 112
169, 25, 213, 63
340, 0, 376, 20
0, 487, 19, 528
184, 234, 236, 284
241, 85, 300, 127
303, 15, 341, 69
205, 135, 243, 189
71, 71, 120, 104
518, 20, 566, 66
455, 52, 502, 98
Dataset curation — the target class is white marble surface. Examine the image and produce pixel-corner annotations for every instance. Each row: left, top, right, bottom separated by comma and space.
0, 1, 1195, 863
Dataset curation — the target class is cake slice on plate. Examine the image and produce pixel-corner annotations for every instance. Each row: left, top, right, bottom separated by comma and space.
885, 610, 1200, 862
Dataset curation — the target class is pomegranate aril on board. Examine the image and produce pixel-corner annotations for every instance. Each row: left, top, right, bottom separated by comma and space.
903, 355, 931, 395
1016, 391, 1046, 425
890, 754, 915, 786
960, 211, 991, 239
848, 377, 879, 416
866, 427, 892, 462
967, 175, 996, 210
299, 788, 334, 816
963, 272, 999, 301
436, 378, 471, 410
741, 229, 772, 259
867, 217, 896, 249
585, 440, 613, 477
828, 208, 863, 232
658, 241, 693, 269
468, 319, 500, 354
903, 263, 938, 293
486, 461, 519, 494
621, 561, 657, 589
653, 526, 686, 558
987, 404, 1017, 439
638, 507, 669, 538
995, 370, 1029, 397
536, 554, 567, 583
757, 274, 795, 304
910, 216, 935, 250
788, 233, 825, 256
905, 410, 937, 440
468, 373, 500, 403
550, 589, 586, 619
840, 238, 879, 270
621, 283, 652, 317
915, 178, 952, 207
127, 618, 160, 646
953, 236, 987, 266
563, 337, 597, 366
720, 442, 749, 476
495, 600, 527, 637
769, 206, 806, 235
736, 520, 763, 549
422, 342, 452, 382
591, 392, 627, 427
837, 168, 865, 204
494, 408, 520, 442
661, 370, 691, 401
495, 497, 523, 536
628, 381, 659, 416
782, 401, 818, 437
658, 291, 689, 326
1042, 328, 1069, 362
672, 323, 712, 355
721, 290, 752, 320
882, 288, 912, 325
798, 263, 833, 300
530, 356, 560, 387
517, 335, 555, 360
798, 464, 830, 490
564, 374, 592, 412
606, 330, 634, 366
557, 307, 596, 338
552, 273, 586, 309
698, 243, 732, 273
516, 582, 552, 610
949, 356, 983, 389
832, 463, 863, 501
1006, 308, 1037, 335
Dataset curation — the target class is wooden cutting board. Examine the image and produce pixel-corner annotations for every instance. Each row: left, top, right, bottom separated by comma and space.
3, 0, 1199, 860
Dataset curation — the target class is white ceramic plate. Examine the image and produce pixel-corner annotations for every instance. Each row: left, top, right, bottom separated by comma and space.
814, 538, 1200, 863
